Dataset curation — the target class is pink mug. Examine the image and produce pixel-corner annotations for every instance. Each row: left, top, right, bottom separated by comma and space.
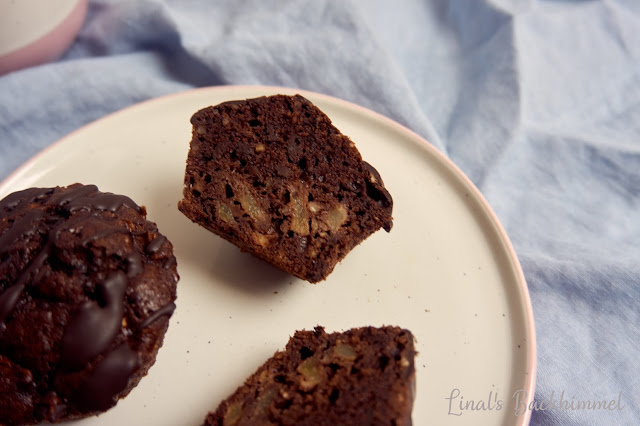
0, 0, 88, 76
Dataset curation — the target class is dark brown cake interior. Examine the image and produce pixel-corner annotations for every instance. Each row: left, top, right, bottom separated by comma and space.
178, 94, 393, 283
203, 326, 416, 426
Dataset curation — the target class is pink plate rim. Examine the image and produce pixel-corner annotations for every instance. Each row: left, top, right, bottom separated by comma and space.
0, 0, 88, 76
0, 84, 537, 425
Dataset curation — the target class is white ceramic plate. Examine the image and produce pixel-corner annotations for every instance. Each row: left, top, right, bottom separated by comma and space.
0, 86, 536, 426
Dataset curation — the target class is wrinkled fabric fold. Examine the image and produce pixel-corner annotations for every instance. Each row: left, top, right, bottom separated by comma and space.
1, 0, 638, 424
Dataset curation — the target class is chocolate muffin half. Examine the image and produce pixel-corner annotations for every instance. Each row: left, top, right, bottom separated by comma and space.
0, 184, 179, 425
178, 94, 393, 283
203, 326, 416, 426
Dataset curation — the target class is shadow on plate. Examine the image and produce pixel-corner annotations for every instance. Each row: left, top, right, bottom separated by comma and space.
144, 177, 295, 297
204, 239, 294, 294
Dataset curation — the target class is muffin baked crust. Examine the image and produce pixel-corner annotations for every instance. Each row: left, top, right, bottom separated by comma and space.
0, 184, 178, 424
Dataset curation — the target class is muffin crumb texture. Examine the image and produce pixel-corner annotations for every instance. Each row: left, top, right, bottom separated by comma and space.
203, 325, 416, 426
178, 94, 393, 283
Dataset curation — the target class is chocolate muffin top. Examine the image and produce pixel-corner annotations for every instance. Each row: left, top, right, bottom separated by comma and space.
0, 184, 179, 425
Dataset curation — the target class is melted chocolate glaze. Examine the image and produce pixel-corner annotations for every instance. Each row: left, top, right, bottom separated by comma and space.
34, 391, 66, 423
66, 191, 141, 214
0, 210, 43, 254
0, 187, 54, 212
73, 342, 141, 411
0, 185, 140, 333
145, 234, 167, 254
163, 256, 177, 270
0, 184, 178, 418
0, 224, 56, 327
61, 271, 128, 372
126, 252, 144, 278
138, 302, 176, 330
0, 283, 25, 332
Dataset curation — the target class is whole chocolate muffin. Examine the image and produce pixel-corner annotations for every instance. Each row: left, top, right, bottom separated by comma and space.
203, 326, 416, 426
0, 184, 179, 425
178, 94, 393, 283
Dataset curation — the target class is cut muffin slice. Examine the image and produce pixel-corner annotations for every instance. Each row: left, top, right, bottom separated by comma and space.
203, 326, 416, 426
178, 94, 393, 283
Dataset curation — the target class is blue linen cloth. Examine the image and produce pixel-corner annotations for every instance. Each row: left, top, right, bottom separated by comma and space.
1, 0, 638, 424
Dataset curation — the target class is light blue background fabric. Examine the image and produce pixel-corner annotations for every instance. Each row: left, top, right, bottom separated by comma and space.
1, 0, 638, 424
